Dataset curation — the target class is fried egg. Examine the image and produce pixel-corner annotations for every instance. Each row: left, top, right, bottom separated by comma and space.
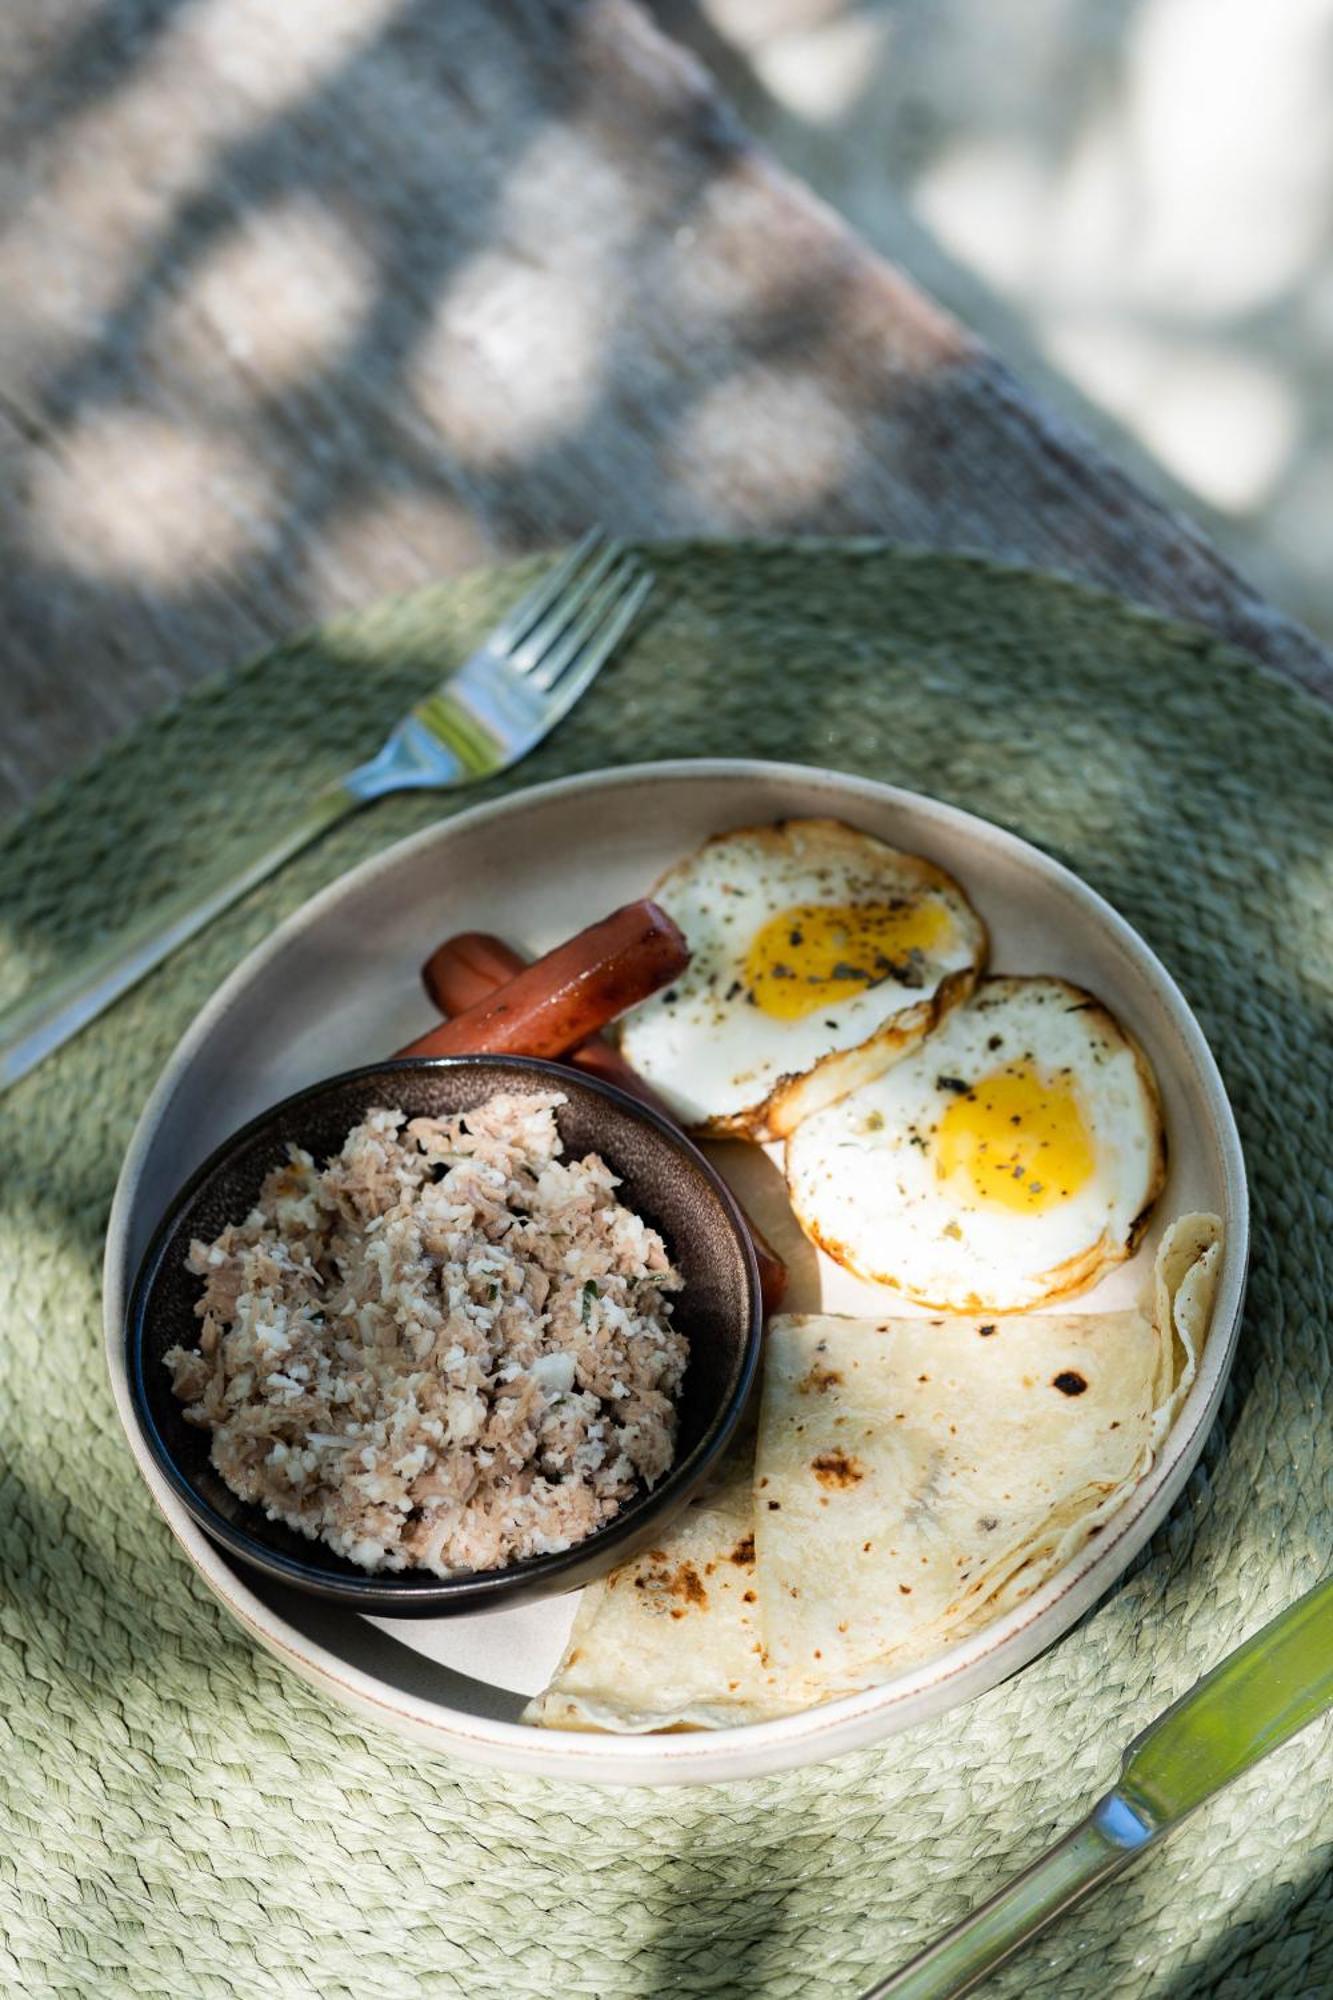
617, 819, 987, 1138
785, 976, 1166, 1311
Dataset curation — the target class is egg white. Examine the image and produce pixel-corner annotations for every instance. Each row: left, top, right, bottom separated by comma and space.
784, 976, 1165, 1311
617, 819, 987, 1138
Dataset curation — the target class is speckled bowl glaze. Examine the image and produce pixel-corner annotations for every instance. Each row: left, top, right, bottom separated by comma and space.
125, 1055, 763, 1615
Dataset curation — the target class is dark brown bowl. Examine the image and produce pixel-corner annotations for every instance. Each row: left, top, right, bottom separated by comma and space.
126, 1055, 762, 1615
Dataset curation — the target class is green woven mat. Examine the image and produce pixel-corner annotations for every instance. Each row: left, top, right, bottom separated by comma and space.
2, 543, 1331, 2000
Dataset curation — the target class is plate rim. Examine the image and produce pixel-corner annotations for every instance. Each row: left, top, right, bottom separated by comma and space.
103, 756, 1249, 1785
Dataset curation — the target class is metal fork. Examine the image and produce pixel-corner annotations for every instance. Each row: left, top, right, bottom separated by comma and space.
0, 531, 653, 1091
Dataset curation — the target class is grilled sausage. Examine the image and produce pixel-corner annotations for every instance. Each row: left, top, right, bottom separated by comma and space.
397, 901, 689, 1061
422, 931, 665, 1110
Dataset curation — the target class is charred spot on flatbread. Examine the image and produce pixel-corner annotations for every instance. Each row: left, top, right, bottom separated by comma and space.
799, 1364, 844, 1393
811, 1450, 864, 1489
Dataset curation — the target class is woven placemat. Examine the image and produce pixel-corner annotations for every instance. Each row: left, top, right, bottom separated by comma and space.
2, 542, 1331, 2000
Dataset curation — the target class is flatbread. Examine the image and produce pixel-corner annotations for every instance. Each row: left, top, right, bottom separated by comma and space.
526, 1214, 1221, 1731
755, 1214, 1222, 1698
521, 1445, 799, 1732
1150, 1208, 1221, 1442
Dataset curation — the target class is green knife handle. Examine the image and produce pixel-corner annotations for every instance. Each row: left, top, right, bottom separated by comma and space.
860, 1794, 1152, 2000
1120, 1573, 1333, 1825
863, 1573, 1333, 2000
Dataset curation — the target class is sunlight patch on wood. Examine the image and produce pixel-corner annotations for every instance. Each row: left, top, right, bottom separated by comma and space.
0, 0, 399, 371
26, 410, 274, 584
410, 252, 611, 468
669, 368, 861, 521
151, 197, 374, 396
306, 488, 493, 604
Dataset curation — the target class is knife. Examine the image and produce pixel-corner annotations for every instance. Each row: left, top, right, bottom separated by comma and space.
861, 1571, 1333, 2000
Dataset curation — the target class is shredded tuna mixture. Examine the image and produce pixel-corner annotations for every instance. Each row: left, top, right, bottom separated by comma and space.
164, 1092, 688, 1575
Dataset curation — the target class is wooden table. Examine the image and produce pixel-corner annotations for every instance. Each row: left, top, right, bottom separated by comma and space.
3, 0, 1328, 820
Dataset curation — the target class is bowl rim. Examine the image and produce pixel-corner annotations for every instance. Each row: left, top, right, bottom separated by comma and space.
124, 1050, 764, 1612
103, 755, 1249, 1783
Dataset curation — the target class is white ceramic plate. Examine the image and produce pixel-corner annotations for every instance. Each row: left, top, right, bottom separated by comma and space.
103, 760, 1248, 1786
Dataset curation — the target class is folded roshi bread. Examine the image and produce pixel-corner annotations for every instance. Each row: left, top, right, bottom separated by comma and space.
755, 1213, 1222, 1700
526, 1213, 1221, 1731
522, 1442, 801, 1732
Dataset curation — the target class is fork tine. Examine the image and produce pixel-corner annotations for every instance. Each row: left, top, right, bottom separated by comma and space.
533, 565, 655, 696
485, 526, 607, 654
524, 557, 640, 691
508, 538, 622, 673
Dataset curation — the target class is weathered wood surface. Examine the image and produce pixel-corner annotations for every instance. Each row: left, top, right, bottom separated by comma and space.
2, 0, 1328, 818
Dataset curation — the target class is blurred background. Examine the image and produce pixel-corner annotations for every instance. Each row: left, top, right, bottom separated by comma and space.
5, 0, 1331, 817
651, 0, 1333, 645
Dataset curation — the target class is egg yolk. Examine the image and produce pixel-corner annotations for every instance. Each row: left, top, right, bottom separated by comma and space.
934, 1062, 1095, 1213
744, 900, 950, 1021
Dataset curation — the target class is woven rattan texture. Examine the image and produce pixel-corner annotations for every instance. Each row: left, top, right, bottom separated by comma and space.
1, 544, 1331, 2000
